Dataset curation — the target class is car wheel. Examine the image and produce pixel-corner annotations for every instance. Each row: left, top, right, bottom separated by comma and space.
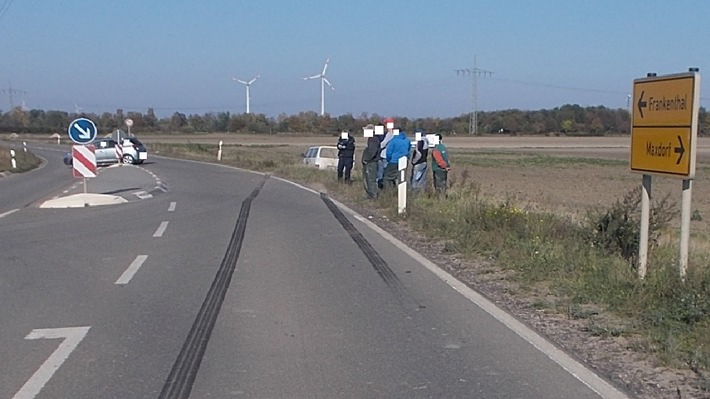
122, 154, 135, 164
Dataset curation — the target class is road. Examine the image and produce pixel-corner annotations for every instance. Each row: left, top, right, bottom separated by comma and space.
0, 143, 629, 398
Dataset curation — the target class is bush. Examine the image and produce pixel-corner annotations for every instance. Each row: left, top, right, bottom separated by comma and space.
585, 186, 678, 263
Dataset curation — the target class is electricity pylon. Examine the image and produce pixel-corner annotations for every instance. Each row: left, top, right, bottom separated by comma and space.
1, 82, 27, 109
455, 58, 492, 135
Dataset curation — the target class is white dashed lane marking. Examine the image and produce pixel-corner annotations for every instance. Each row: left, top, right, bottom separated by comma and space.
115, 255, 149, 285
153, 221, 169, 237
0, 209, 19, 218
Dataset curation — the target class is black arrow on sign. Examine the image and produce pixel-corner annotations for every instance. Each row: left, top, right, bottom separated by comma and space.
675, 135, 685, 165
637, 90, 647, 118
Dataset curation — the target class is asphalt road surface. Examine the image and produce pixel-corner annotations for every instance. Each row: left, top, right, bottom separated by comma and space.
0, 143, 630, 398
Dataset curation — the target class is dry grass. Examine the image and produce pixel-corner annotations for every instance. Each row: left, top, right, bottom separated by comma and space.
0, 145, 41, 173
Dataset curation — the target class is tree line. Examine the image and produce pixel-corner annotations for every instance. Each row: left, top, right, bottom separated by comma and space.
0, 104, 708, 136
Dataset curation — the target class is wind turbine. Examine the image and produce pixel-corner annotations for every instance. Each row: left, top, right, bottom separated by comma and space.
232, 74, 260, 114
303, 58, 334, 116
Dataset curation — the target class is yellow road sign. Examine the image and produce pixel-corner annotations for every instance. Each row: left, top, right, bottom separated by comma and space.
630, 71, 700, 178
633, 75, 694, 126
630, 127, 692, 177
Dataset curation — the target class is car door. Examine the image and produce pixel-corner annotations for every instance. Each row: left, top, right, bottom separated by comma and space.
316, 146, 338, 170
94, 139, 116, 164
303, 147, 317, 166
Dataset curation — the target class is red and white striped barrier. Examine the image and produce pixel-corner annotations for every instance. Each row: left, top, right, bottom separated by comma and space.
115, 142, 123, 162
72, 145, 97, 178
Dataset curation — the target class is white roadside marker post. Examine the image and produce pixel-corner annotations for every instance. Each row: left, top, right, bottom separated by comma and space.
638, 175, 651, 279
398, 155, 407, 214
10, 149, 17, 169
680, 179, 692, 280
218, 140, 223, 161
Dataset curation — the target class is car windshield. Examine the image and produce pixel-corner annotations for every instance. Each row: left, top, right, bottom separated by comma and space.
319, 147, 337, 158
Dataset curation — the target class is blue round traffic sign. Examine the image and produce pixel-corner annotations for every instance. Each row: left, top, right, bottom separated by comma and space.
67, 118, 98, 144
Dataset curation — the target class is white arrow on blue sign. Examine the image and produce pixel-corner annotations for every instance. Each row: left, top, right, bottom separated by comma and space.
67, 118, 98, 144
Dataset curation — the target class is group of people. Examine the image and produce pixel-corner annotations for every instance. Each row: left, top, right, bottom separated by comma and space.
335, 117, 450, 200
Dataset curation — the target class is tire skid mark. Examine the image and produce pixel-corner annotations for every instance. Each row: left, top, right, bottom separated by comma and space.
320, 193, 421, 311
158, 176, 268, 399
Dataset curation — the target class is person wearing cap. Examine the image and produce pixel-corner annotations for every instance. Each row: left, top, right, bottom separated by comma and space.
431, 133, 450, 195
336, 131, 356, 183
361, 124, 380, 199
377, 117, 396, 189
383, 129, 410, 189
410, 129, 429, 191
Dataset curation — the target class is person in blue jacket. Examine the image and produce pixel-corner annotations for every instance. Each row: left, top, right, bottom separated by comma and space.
382, 130, 410, 189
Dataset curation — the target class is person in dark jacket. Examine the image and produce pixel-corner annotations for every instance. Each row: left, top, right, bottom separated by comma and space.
361, 124, 380, 199
336, 131, 355, 183
410, 129, 429, 191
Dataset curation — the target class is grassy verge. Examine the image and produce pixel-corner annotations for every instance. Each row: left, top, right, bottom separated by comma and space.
152, 142, 710, 386
0, 146, 42, 173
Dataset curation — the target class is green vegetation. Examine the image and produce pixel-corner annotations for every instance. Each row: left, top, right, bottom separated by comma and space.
104, 142, 710, 385
401, 171, 710, 381
0, 146, 41, 173
2, 103, 709, 135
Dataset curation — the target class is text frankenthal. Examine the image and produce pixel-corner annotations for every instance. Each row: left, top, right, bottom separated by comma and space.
647, 94, 688, 113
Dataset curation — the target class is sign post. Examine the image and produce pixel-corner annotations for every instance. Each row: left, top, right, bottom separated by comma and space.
125, 118, 133, 137
631, 69, 700, 279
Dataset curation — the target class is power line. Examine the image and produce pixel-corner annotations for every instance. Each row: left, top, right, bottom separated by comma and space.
489, 76, 710, 105
0, 0, 13, 23
489, 76, 629, 96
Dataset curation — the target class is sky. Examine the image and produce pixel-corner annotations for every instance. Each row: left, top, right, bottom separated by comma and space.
0, 0, 709, 119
